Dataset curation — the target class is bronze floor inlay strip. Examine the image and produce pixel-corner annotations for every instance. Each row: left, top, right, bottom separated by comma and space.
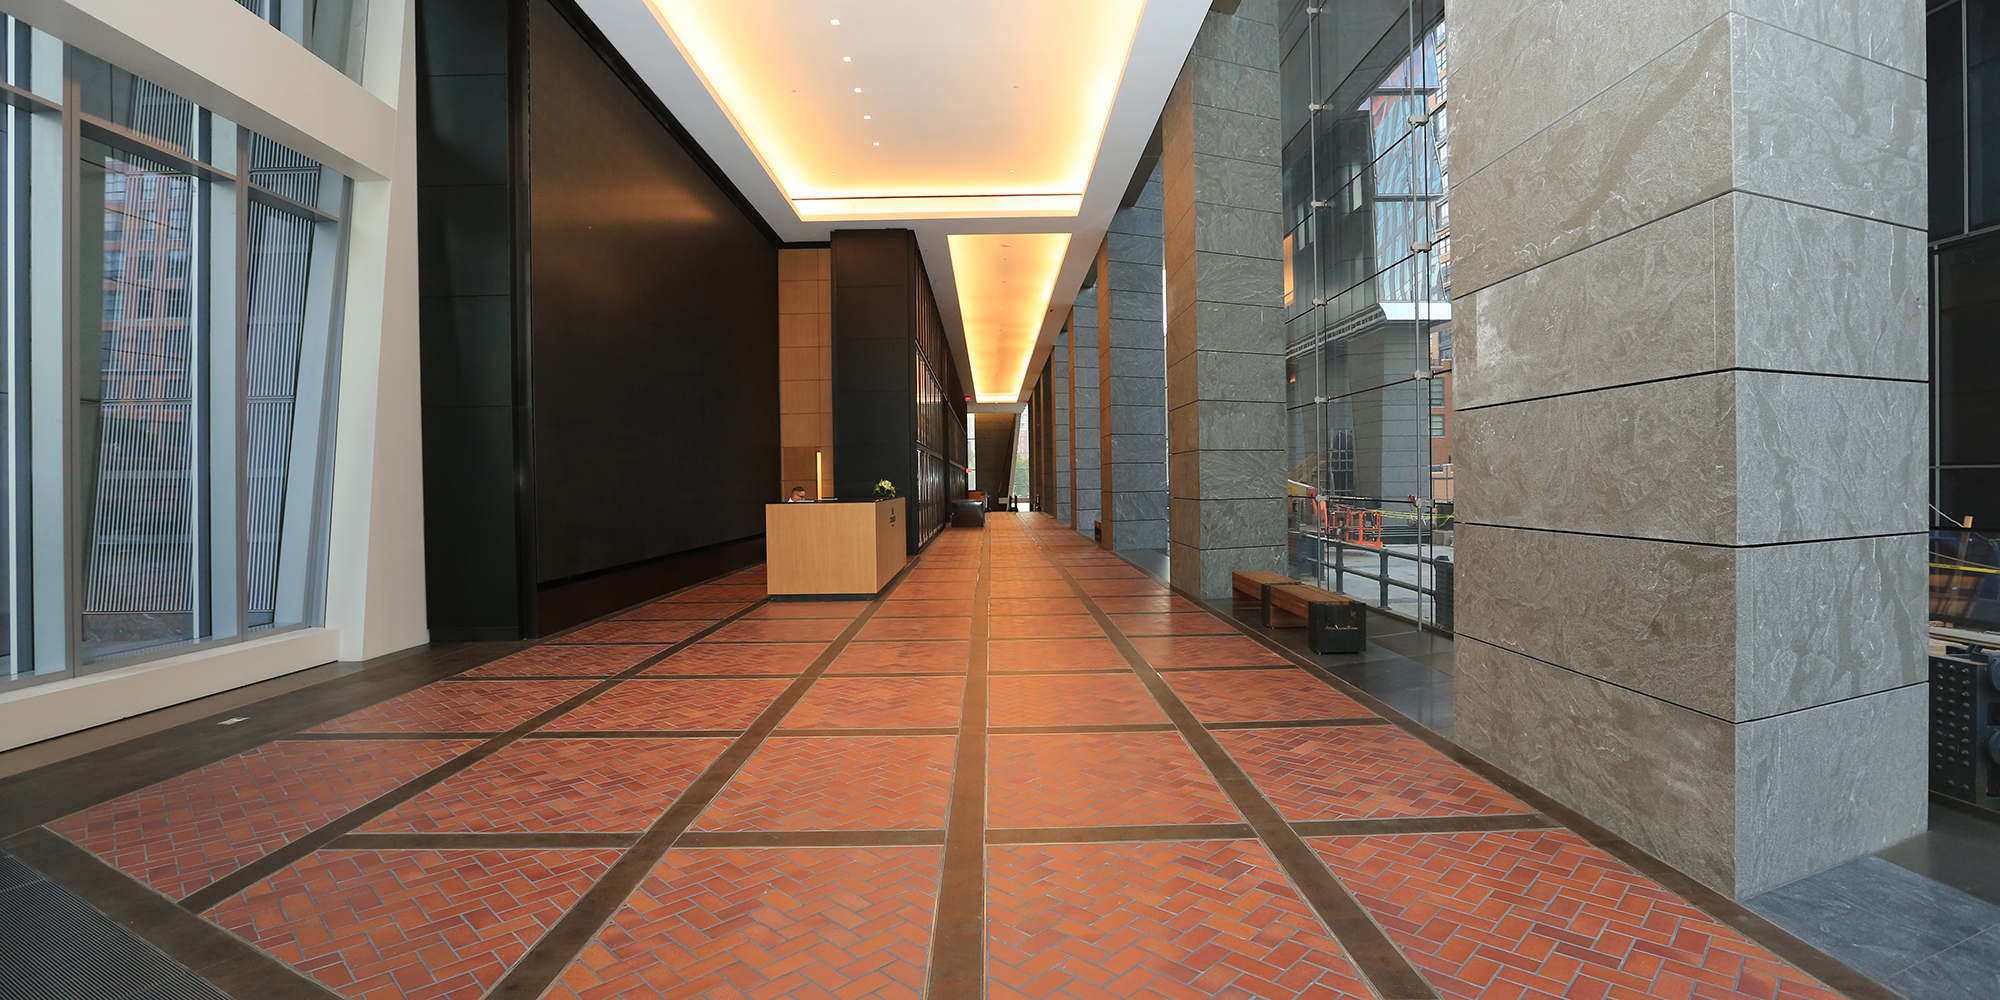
675, 829, 947, 848
1290, 815, 1557, 838
1020, 519, 1438, 1000
924, 529, 991, 1000
486, 564, 922, 1000
986, 823, 1255, 845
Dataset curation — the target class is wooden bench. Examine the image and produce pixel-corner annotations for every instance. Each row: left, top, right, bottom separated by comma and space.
1231, 571, 1292, 603
1266, 583, 1367, 654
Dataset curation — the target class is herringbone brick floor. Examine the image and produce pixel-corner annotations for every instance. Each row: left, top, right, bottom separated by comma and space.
545, 678, 788, 731
52, 739, 476, 899
362, 738, 729, 832
987, 840, 1376, 1000
986, 732, 1239, 828
1313, 830, 1849, 1000
210, 848, 618, 1000
1218, 725, 1524, 820
38, 516, 1873, 1000
545, 847, 941, 1000
308, 680, 594, 733
461, 644, 670, 677
694, 736, 955, 830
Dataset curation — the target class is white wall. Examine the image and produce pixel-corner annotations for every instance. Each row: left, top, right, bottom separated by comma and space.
0, 0, 428, 752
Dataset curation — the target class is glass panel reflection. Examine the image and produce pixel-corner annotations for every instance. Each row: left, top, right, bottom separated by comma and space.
81, 146, 206, 659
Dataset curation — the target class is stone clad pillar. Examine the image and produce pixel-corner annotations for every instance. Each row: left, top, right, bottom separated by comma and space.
1097, 173, 1171, 554
1053, 326, 1072, 526
1449, 0, 1929, 897
1161, 0, 1287, 600
1071, 295, 1103, 537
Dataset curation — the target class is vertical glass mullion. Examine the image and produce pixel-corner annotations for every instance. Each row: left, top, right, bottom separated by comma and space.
207, 120, 242, 643
48, 49, 78, 672
270, 188, 345, 628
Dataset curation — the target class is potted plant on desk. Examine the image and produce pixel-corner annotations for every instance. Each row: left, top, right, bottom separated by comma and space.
874, 480, 897, 499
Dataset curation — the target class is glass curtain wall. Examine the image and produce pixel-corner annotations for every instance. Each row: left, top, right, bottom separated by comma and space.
0, 16, 350, 685
1281, 0, 1452, 625
1929, 0, 2000, 634
230, 0, 371, 81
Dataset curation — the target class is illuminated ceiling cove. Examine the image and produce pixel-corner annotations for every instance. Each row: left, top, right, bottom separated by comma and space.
949, 234, 1072, 401
581, 0, 1210, 402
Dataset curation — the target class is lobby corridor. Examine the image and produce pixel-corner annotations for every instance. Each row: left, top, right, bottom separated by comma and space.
2, 516, 1888, 1000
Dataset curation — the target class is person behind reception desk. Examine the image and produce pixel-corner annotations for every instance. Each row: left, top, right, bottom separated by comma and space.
787, 486, 811, 503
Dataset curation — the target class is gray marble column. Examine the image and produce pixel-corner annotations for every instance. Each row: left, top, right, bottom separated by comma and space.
1096, 173, 1171, 554
1071, 292, 1103, 538
1449, 0, 1928, 899
1053, 326, 1072, 526
1162, 0, 1287, 600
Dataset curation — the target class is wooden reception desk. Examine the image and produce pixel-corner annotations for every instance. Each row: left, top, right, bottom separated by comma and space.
766, 497, 908, 597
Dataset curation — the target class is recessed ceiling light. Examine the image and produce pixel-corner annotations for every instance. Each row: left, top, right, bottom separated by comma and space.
829, 18, 839, 24
853, 88, 862, 93
863, 115, 872, 119
872, 141, 880, 146
843, 56, 852, 61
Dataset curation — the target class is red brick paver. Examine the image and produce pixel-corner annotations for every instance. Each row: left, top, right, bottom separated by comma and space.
988, 637, 1130, 673
1163, 669, 1374, 724
308, 681, 593, 733
640, 642, 825, 676
987, 840, 1373, 1000
554, 620, 705, 645
1313, 830, 1847, 1000
363, 738, 728, 833
461, 645, 667, 677
52, 740, 474, 901
987, 732, 1238, 829
1218, 726, 1524, 820
546, 679, 787, 731
696, 736, 955, 831
827, 640, 971, 674
989, 674, 1168, 728
782, 676, 964, 730
546, 847, 941, 1000
211, 848, 617, 1000
1130, 634, 1292, 668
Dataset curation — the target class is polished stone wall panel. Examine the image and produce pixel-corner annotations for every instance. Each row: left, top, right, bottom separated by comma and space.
1451, 17, 1734, 295
1454, 198, 1731, 409
1456, 373, 1739, 543
1732, 194, 1927, 380
1731, 0, 1924, 76
1450, 0, 1728, 180
1454, 523, 1740, 718
1729, 15, 1926, 231
1735, 686, 1928, 896
1733, 372, 1926, 543
1736, 532, 1927, 719
1456, 639, 1741, 894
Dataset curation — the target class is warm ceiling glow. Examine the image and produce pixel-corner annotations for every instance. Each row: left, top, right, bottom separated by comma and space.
642, 0, 1148, 220
950, 234, 1071, 402
793, 194, 1084, 222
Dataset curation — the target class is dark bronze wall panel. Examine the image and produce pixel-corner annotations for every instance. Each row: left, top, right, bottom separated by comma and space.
526, 0, 779, 597
417, 0, 521, 639
419, 0, 777, 639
